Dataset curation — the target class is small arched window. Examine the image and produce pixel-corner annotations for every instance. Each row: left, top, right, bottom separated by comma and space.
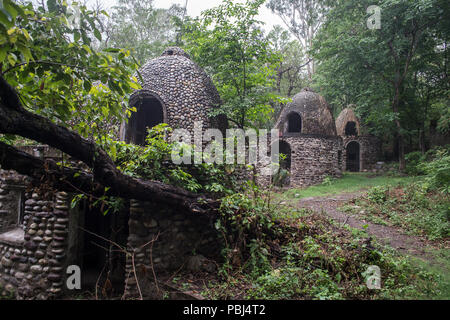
287, 112, 302, 133
345, 121, 358, 136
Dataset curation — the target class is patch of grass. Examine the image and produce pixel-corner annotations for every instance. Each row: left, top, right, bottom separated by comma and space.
281, 173, 417, 200
198, 182, 445, 300
342, 184, 450, 240
406, 248, 450, 300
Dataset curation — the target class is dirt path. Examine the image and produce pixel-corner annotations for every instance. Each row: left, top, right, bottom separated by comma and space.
298, 191, 432, 258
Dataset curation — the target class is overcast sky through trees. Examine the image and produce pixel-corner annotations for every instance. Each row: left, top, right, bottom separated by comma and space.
89, 0, 286, 32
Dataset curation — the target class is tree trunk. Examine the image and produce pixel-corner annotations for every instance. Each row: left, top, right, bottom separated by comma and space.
392, 84, 406, 171
0, 76, 218, 215
419, 128, 426, 154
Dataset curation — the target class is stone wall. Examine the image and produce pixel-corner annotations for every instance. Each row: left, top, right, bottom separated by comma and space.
343, 135, 381, 171
0, 169, 70, 299
123, 200, 221, 299
257, 134, 343, 188
285, 135, 343, 187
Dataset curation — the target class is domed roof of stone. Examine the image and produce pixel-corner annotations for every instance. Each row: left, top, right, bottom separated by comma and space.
275, 88, 337, 136
161, 47, 191, 59
132, 47, 226, 133
336, 106, 361, 137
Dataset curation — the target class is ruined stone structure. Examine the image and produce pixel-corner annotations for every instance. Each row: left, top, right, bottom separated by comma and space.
336, 107, 381, 172
0, 47, 226, 300
120, 47, 227, 145
265, 88, 343, 187
123, 200, 220, 299
0, 147, 220, 300
0, 163, 70, 299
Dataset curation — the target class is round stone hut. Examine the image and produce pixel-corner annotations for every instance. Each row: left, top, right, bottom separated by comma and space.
120, 47, 226, 145
336, 107, 381, 172
271, 88, 343, 187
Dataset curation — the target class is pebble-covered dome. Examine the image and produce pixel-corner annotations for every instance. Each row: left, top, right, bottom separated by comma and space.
275, 88, 337, 136
336, 107, 361, 137
122, 47, 226, 145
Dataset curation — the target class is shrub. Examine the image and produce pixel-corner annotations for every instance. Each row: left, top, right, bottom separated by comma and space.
423, 148, 450, 193
405, 151, 426, 176
366, 186, 389, 204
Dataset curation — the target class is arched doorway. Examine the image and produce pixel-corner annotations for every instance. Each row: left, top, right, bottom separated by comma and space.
127, 93, 165, 146
346, 141, 360, 172
287, 112, 302, 133
345, 121, 358, 136
273, 141, 292, 187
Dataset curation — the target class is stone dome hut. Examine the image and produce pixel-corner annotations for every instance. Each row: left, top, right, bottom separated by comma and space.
120, 47, 226, 145
275, 88, 337, 136
336, 107, 381, 172
0, 48, 228, 300
267, 89, 343, 187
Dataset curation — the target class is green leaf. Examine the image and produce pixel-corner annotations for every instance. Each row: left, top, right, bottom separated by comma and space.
94, 28, 102, 41
83, 80, 92, 92
74, 30, 80, 42
0, 44, 8, 62
3, 0, 17, 21
7, 51, 16, 65
82, 44, 92, 54
0, 10, 13, 28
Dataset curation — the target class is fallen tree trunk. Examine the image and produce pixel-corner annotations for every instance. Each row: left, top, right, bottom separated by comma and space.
0, 76, 219, 215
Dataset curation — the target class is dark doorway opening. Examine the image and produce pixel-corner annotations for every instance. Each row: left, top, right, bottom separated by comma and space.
273, 141, 292, 187
346, 141, 360, 172
77, 200, 130, 297
128, 94, 165, 146
287, 112, 302, 133
345, 121, 358, 136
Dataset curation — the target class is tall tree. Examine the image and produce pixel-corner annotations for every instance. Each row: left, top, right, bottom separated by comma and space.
106, 0, 184, 64
183, 0, 285, 129
267, 0, 327, 79
267, 25, 309, 97
312, 0, 448, 170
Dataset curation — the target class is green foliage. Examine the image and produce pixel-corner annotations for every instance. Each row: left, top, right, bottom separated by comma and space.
410, 248, 450, 300
405, 151, 427, 175
321, 176, 334, 186
422, 147, 450, 193
272, 168, 289, 187
280, 172, 415, 200
217, 182, 278, 279
107, 0, 185, 64
266, 25, 309, 98
183, 0, 286, 129
212, 183, 442, 300
366, 186, 389, 204
267, 0, 326, 80
110, 124, 237, 195
219, 182, 276, 237
312, 0, 449, 159
405, 146, 450, 193
246, 209, 440, 299
69, 123, 240, 215
0, 0, 140, 141
346, 183, 450, 240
